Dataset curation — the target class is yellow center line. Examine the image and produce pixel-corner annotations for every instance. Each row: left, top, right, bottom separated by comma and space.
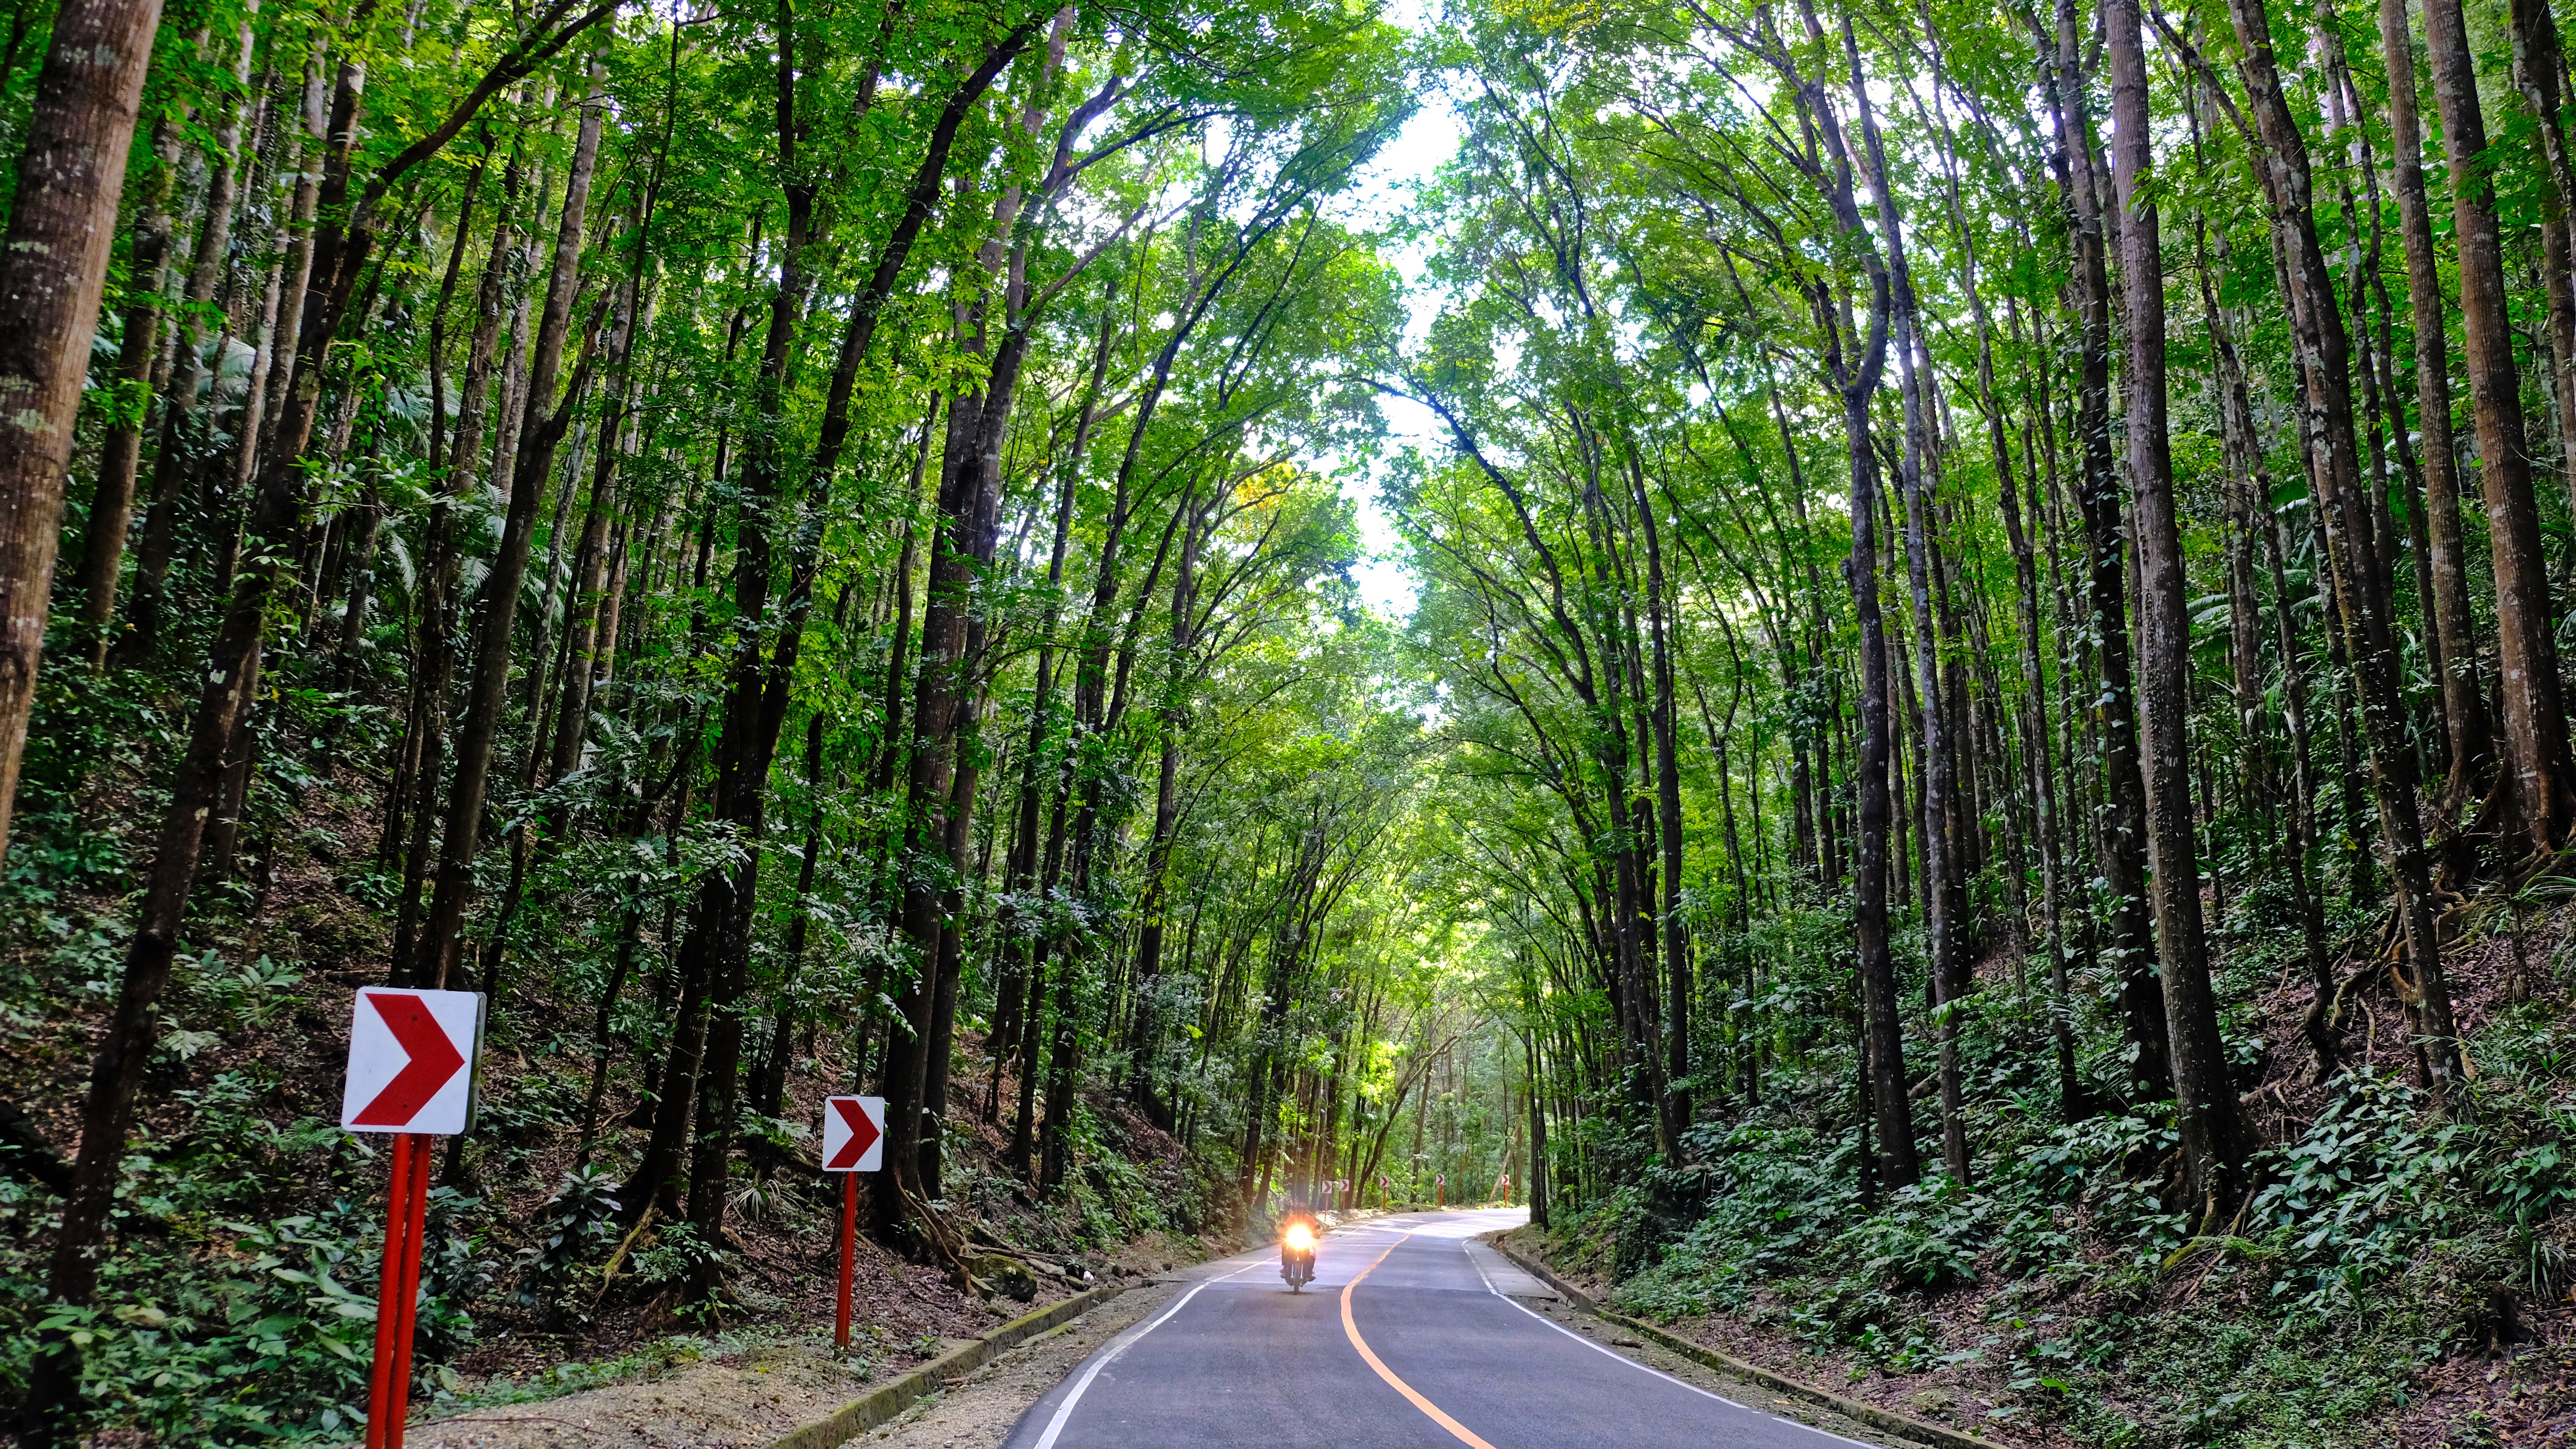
1340, 1234, 1499, 1449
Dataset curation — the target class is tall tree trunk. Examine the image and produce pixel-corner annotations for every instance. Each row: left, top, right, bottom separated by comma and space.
2222, 0, 2467, 1097
2046, 0, 2168, 1101
2108, 0, 2248, 1225
1798, 124, 1913, 1185
1628, 449, 1690, 1133
546, 246, 646, 785
68, 116, 180, 667
1880, 255, 1966, 1179
999, 304, 1107, 1063
389, 143, 513, 979
1128, 481, 1203, 1128
2424, 0, 2576, 851
2202, 234, 2339, 1080
1784, 42, 1916, 1183
0, 0, 173, 869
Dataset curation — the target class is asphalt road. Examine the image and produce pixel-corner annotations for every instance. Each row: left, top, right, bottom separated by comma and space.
997, 1209, 1872, 1449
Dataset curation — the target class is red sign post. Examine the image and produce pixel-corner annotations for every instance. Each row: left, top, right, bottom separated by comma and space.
820, 1096, 884, 1348
341, 988, 481, 1449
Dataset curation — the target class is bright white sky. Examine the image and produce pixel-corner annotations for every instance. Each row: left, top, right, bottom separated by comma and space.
1326, 8, 1461, 625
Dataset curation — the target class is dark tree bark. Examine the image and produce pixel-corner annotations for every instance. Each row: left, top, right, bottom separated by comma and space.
999, 301, 1110, 1065
388, 142, 514, 977
1775, 25, 1914, 1183
1627, 448, 1690, 1134
2106, 0, 2248, 1225
1129, 479, 1208, 1129
546, 240, 647, 785
1855, 90, 1965, 1176
2044, 0, 2167, 1102
2201, 234, 2338, 1080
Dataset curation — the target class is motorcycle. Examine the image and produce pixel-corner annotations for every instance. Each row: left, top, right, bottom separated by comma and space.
1279, 1217, 1318, 1292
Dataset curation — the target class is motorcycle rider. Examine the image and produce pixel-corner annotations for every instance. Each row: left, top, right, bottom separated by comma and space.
1278, 1195, 1321, 1292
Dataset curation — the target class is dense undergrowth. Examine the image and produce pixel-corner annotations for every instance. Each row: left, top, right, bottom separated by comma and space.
0, 685, 1239, 1446
1528, 888, 2576, 1449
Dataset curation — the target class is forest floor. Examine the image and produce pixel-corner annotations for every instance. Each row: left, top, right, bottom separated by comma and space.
0, 751, 1242, 1446
1516, 881, 2576, 1449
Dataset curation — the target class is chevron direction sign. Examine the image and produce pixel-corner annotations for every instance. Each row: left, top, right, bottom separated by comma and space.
340, 987, 483, 1135
821, 1095, 885, 1172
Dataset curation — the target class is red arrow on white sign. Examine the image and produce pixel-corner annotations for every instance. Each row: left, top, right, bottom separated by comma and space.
821, 1096, 885, 1171
341, 988, 482, 1135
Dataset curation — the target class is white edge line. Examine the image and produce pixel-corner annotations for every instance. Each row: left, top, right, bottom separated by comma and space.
1027, 1258, 1263, 1449
1460, 1239, 1879, 1449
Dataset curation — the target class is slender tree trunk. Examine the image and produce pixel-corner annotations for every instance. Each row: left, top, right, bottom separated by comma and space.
2223, 0, 2467, 1097
1883, 303, 1966, 1180
1128, 484, 1202, 1128
2047, 0, 2168, 1100
546, 250, 645, 785
754, 706, 831, 1132
1798, 125, 1914, 1183
2202, 235, 2339, 1080
69, 117, 180, 666
2424, 0, 2576, 851
389, 146, 513, 979
421, 59, 607, 988
1629, 450, 1690, 1132
1001, 294, 1110, 1067
2108, 0, 2248, 1225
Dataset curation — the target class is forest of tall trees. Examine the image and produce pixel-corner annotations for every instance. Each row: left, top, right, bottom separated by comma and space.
5, 0, 2576, 1435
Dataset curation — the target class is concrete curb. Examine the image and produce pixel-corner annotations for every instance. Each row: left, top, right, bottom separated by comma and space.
764, 1281, 1127, 1449
1485, 1237, 1989, 1449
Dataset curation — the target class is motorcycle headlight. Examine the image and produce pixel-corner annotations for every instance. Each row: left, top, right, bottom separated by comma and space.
1283, 1223, 1315, 1252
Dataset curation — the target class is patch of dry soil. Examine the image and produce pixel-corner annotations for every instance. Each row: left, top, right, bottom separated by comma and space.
405, 1286, 1179, 1449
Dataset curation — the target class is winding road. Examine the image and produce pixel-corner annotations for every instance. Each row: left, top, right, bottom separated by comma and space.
999, 1209, 1878, 1449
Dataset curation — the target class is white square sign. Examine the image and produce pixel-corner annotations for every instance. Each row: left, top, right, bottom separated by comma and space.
821, 1096, 885, 1172
340, 987, 483, 1135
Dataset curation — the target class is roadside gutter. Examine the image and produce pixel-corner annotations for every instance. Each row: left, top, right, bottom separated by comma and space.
1485, 1237, 1990, 1449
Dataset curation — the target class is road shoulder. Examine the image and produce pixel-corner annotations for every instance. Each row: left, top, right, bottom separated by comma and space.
1500, 1291, 1915, 1449
836, 1280, 1186, 1449
1485, 1231, 1981, 1449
